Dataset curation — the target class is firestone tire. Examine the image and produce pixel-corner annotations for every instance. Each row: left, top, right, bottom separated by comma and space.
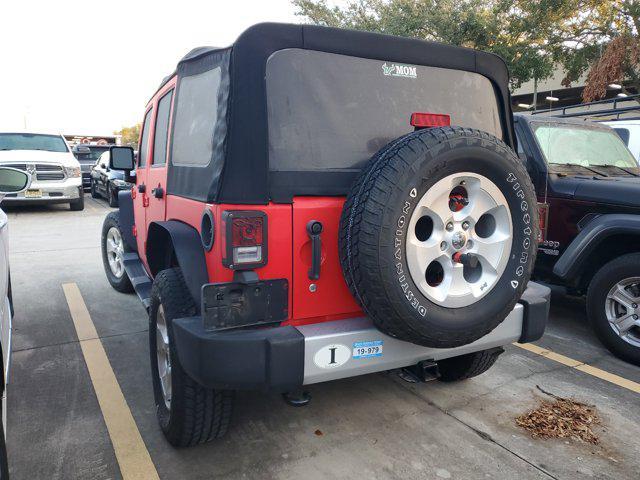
587, 253, 640, 366
149, 268, 234, 447
339, 127, 538, 348
437, 348, 503, 382
101, 212, 134, 293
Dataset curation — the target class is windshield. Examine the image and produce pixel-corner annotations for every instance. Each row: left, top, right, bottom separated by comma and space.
0, 133, 68, 152
74, 146, 110, 162
532, 123, 637, 168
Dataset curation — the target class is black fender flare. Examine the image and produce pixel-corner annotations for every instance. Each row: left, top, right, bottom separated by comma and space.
553, 214, 640, 282
117, 190, 137, 252
146, 220, 208, 311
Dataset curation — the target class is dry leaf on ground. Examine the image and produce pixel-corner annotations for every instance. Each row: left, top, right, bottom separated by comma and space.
516, 386, 601, 444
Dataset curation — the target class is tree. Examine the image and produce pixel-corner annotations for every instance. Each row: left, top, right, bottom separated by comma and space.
114, 124, 141, 148
554, 1, 640, 101
292, 0, 640, 99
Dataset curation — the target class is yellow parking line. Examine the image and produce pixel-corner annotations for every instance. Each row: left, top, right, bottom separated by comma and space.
63, 283, 159, 480
514, 342, 640, 395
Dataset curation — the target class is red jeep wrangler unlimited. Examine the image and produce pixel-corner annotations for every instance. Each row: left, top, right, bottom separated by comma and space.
102, 23, 550, 447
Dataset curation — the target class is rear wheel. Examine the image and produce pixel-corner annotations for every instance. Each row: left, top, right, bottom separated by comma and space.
587, 253, 640, 366
150, 268, 234, 447
340, 127, 538, 348
101, 212, 134, 293
438, 348, 504, 382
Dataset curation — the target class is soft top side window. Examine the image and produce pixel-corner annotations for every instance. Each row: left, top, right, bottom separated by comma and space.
152, 90, 174, 166
139, 108, 153, 167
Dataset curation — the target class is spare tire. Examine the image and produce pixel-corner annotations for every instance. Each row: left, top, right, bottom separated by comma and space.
339, 127, 538, 348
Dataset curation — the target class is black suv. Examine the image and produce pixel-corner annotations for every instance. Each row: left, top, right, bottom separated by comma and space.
515, 114, 640, 365
72, 144, 112, 191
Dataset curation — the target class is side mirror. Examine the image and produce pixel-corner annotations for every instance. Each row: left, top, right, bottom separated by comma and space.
109, 146, 135, 171
0, 167, 30, 196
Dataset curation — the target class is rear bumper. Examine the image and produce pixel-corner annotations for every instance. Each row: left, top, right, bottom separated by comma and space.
172, 282, 550, 391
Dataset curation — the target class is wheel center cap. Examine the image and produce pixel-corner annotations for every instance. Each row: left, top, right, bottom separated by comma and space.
451, 231, 467, 250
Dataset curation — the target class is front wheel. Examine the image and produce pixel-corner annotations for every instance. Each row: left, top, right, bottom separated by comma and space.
90, 179, 100, 199
101, 212, 134, 293
587, 253, 640, 366
107, 184, 118, 208
69, 193, 84, 211
150, 268, 234, 447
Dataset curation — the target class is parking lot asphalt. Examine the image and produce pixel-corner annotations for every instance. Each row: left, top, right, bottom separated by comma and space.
5, 198, 640, 480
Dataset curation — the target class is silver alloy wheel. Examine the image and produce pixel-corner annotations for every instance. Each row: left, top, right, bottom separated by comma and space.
605, 277, 640, 347
156, 305, 172, 410
406, 172, 513, 308
106, 227, 125, 278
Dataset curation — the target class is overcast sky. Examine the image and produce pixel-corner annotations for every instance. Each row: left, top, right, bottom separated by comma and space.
0, 0, 309, 135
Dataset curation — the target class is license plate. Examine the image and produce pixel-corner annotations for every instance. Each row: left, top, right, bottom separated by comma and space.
24, 189, 42, 198
353, 341, 384, 359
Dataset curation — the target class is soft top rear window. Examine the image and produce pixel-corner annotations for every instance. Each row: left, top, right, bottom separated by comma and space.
266, 49, 502, 173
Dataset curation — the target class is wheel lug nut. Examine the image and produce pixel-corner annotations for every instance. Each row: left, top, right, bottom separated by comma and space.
440, 241, 447, 251
446, 222, 454, 232
634, 314, 639, 320
466, 240, 473, 248
633, 303, 638, 308
462, 221, 470, 230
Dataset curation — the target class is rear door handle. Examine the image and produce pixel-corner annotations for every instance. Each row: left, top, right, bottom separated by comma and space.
137, 184, 146, 193
306, 220, 323, 280
151, 186, 164, 199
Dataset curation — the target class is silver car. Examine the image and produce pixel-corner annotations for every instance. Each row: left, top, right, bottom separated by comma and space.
0, 166, 31, 478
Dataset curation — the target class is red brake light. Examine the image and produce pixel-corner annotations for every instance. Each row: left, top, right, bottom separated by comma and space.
410, 112, 451, 129
223, 211, 267, 269
232, 217, 263, 247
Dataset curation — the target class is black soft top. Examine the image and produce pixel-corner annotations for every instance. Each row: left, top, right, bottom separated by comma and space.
164, 23, 516, 204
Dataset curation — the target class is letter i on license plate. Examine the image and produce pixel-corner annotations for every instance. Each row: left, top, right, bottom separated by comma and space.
352, 340, 383, 359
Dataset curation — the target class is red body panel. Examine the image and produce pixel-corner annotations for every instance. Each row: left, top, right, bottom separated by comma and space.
162, 195, 363, 326
134, 76, 362, 327
134, 77, 177, 269
291, 197, 361, 323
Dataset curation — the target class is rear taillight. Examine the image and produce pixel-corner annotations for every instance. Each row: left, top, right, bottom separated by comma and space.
410, 112, 451, 129
222, 211, 267, 269
537, 203, 549, 243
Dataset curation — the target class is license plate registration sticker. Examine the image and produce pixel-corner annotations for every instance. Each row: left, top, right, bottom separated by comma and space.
25, 189, 42, 198
353, 340, 383, 359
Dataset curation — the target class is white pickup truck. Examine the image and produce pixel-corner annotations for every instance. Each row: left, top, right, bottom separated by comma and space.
0, 132, 84, 211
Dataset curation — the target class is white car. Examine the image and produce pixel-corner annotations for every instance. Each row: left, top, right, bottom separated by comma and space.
603, 120, 640, 164
0, 132, 84, 211
0, 166, 32, 478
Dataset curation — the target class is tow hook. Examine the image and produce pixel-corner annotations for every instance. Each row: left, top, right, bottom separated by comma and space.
399, 360, 440, 383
